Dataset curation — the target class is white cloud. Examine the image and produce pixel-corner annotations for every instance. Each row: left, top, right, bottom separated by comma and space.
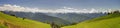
0, 4, 113, 13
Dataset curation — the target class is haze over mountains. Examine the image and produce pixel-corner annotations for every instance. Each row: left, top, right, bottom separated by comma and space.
0, 4, 114, 13
0, 0, 120, 28
0, 4, 119, 28
46, 13, 106, 23
0, 4, 114, 25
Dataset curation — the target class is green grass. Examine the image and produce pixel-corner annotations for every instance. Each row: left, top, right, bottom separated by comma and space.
0, 12, 51, 28
0, 23, 7, 28
62, 13, 120, 28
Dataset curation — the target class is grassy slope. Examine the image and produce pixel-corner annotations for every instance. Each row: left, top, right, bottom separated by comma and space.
0, 23, 7, 28
63, 13, 120, 28
0, 12, 51, 28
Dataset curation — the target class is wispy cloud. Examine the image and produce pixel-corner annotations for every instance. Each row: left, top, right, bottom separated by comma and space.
0, 4, 113, 13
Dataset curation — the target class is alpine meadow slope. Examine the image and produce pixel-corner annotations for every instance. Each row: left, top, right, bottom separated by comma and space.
62, 12, 120, 28
0, 12, 51, 28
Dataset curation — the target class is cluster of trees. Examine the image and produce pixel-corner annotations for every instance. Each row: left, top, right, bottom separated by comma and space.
50, 22, 61, 28
49, 22, 78, 28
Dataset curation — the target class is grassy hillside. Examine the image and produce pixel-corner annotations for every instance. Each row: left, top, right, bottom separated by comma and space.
0, 23, 7, 28
62, 13, 120, 28
0, 12, 51, 28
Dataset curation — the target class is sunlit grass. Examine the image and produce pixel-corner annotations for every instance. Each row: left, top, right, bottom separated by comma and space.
63, 13, 120, 28
0, 12, 51, 28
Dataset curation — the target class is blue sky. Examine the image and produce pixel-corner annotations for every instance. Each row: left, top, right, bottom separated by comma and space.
0, 0, 120, 9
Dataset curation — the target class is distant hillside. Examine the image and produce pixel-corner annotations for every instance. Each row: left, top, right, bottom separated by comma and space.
62, 12, 120, 28
46, 13, 106, 23
0, 12, 51, 28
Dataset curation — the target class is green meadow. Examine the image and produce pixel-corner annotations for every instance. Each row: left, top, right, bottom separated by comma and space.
62, 13, 120, 28
0, 12, 51, 28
